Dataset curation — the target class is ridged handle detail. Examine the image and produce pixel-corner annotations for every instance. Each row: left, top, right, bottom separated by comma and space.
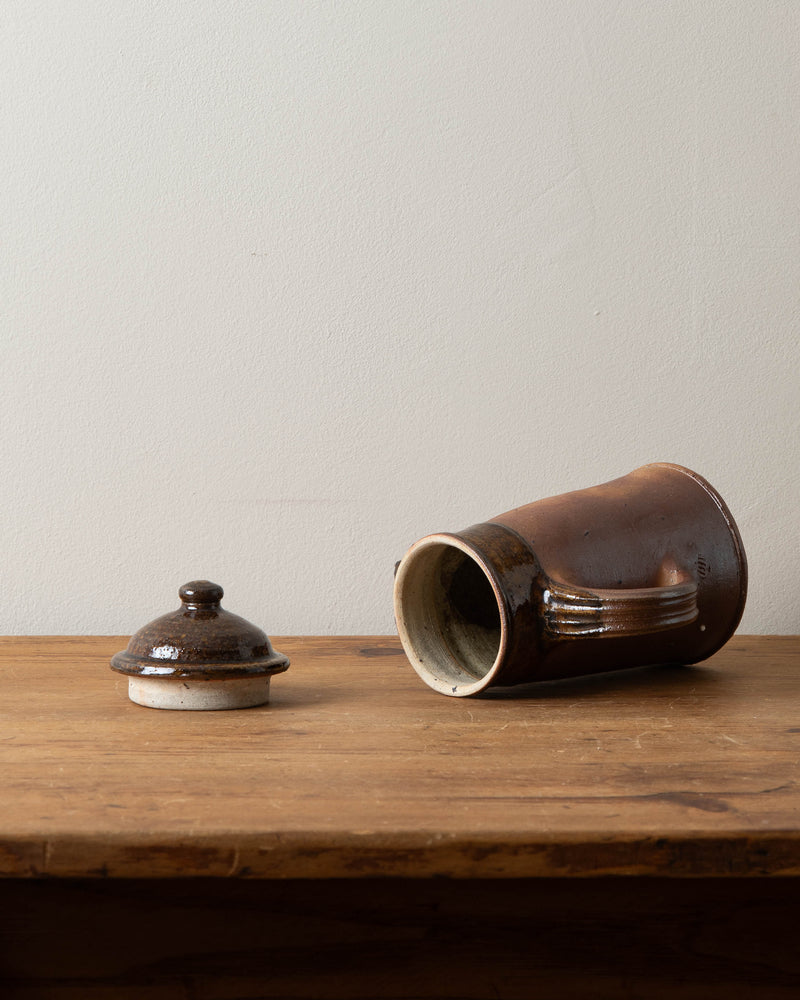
542, 578, 698, 639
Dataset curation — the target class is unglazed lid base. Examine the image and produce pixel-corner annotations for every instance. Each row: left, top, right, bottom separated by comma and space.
127, 675, 271, 711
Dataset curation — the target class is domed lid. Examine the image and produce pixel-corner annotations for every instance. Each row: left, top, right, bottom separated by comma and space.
110, 580, 289, 680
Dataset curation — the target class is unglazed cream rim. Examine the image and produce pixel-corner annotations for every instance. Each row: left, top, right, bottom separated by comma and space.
394, 533, 509, 697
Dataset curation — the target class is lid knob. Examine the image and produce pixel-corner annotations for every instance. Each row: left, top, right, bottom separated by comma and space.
179, 580, 224, 608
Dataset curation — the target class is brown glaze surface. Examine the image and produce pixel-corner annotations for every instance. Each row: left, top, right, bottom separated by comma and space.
110, 580, 289, 680
493, 464, 746, 659
489, 464, 746, 684
394, 464, 747, 694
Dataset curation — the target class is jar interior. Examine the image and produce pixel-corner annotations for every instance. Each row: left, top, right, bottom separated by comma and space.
395, 541, 503, 689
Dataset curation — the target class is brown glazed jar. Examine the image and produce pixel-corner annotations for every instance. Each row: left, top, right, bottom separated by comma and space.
393, 464, 747, 697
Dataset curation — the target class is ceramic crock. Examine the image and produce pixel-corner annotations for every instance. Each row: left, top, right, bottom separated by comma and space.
393, 463, 747, 696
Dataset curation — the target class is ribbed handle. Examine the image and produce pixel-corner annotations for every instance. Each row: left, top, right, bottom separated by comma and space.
542, 577, 698, 639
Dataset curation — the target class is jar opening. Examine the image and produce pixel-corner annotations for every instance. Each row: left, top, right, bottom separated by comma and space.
394, 538, 504, 694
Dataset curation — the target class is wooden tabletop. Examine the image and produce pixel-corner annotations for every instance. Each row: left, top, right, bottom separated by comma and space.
0, 635, 798, 879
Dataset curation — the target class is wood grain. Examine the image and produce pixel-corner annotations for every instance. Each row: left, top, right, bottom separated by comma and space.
0, 635, 799, 878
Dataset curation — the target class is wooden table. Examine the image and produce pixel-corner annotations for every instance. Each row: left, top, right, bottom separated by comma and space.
1, 635, 799, 997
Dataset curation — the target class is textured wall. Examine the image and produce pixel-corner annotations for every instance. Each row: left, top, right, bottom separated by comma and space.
2, 1, 798, 635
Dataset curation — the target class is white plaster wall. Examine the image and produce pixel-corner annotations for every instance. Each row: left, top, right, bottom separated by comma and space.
2, 1, 798, 635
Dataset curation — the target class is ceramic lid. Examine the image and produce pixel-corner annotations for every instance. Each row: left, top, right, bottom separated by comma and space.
110, 580, 289, 680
